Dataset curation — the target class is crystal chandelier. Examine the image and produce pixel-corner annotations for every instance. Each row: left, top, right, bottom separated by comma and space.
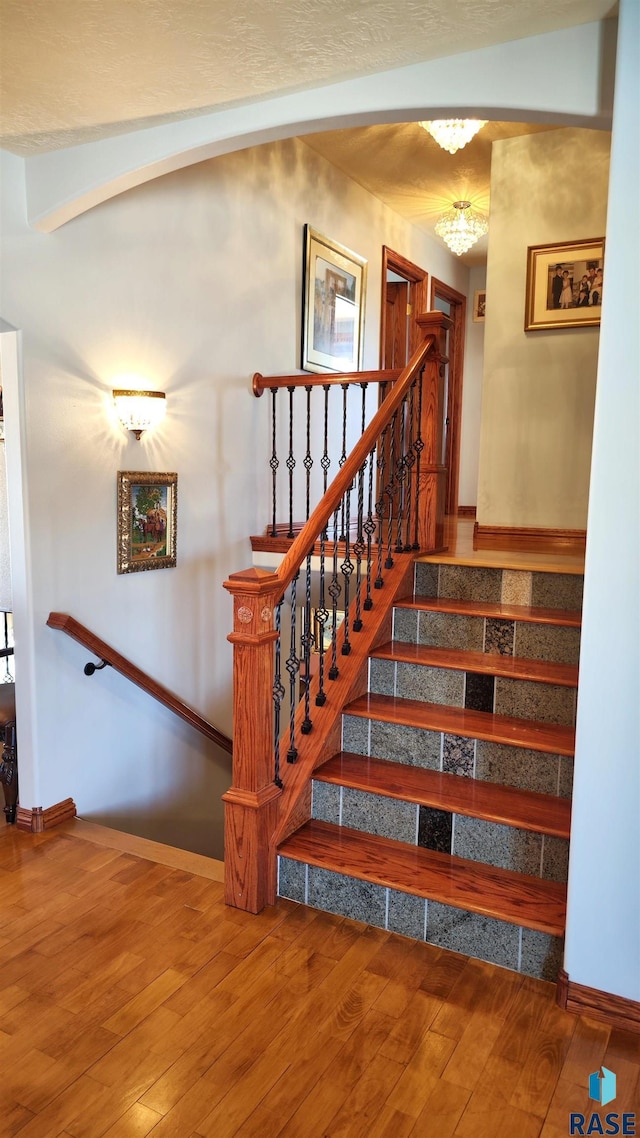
435, 201, 489, 256
420, 119, 487, 155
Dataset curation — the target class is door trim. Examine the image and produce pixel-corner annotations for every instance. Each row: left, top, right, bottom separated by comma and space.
430, 276, 467, 516
380, 248, 428, 367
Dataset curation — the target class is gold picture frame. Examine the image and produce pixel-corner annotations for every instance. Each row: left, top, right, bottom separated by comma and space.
473, 289, 486, 322
525, 237, 605, 331
302, 226, 367, 373
117, 471, 177, 574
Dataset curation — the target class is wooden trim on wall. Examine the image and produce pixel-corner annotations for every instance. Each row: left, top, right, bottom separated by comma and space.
430, 277, 467, 518
457, 506, 477, 519
16, 797, 77, 833
474, 523, 586, 555
380, 247, 429, 366
557, 969, 640, 1034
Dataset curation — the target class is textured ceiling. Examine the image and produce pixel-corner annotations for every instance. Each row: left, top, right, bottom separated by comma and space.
0, 0, 614, 155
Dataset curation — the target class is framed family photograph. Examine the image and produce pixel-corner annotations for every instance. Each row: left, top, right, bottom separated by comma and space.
473, 290, 486, 322
525, 237, 605, 331
302, 226, 367, 373
117, 471, 177, 574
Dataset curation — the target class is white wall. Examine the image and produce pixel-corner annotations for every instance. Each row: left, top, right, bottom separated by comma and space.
477, 128, 610, 529
564, 0, 640, 1002
459, 265, 486, 508
0, 136, 467, 859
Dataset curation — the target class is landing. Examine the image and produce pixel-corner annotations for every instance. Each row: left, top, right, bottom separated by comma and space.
417, 517, 585, 575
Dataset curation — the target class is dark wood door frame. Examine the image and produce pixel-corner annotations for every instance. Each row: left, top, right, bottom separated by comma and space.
380, 247, 429, 367
430, 276, 467, 517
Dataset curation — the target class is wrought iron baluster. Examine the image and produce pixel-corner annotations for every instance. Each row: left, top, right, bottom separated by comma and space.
272, 599, 285, 787
286, 574, 300, 762
304, 385, 313, 521
286, 386, 296, 539
375, 423, 387, 589
339, 382, 348, 540
341, 479, 354, 656
413, 366, 425, 550
395, 393, 409, 553
363, 442, 376, 610
328, 508, 341, 679
321, 384, 331, 494
315, 523, 328, 707
270, 387, 279, 538
385, 409, 397, 569
301, 553, 313, 734
353, 382, 368, 632
404, 379, 417, 552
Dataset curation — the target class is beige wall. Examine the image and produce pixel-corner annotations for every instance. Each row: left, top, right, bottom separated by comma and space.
477, 128, 610, 529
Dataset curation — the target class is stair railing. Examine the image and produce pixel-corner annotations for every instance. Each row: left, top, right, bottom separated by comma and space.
223, 311, 450, 913
47, 612, 232, 753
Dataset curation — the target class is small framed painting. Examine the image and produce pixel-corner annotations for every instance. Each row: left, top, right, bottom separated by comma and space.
525, 237, 605, 331
117, 471, 177, 574
473, 290, 486, 322
302, 226, 367, 373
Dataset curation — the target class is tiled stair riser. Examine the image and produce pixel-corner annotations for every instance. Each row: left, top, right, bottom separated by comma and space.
414, 563, 584, 611
369, 658, 577, 726
278, 856, 563, 983
310, 781, 569, 884
342, 714, 574, 796
394, 608, 581, 666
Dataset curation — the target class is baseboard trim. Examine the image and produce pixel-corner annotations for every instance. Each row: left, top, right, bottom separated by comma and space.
457, 506, 477, 519
557, 969, 640, 1033
16, 798, 77, 833
474, 523, 586, 555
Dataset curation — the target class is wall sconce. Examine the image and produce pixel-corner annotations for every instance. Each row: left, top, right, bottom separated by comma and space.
113, 389, 166, 440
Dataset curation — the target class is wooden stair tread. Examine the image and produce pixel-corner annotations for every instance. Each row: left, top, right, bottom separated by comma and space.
372, 642, 578, 686
279, 820, 566, 936
344, 693, 575, 756
315, 752, 571, 838
395, 595, 581, 626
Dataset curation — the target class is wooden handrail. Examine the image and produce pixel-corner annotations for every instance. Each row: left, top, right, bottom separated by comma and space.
272, 334, 435, 595
252, 368, 402, 397
47, 612, 233, 754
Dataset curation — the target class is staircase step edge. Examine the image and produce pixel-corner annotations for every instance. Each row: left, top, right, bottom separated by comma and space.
395, 595, 582, 626
371, 642, 578, 687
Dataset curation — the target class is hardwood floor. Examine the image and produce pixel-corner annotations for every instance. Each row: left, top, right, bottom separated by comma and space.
421, 517, 585, 574
1, 821, 638, 1138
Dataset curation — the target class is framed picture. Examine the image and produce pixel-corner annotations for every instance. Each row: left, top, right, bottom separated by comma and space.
525, 237, 605, 331
117, 471, 177, 574
302, 226, 367, 373
312, 608, 345, 653
473, 290, 486, 322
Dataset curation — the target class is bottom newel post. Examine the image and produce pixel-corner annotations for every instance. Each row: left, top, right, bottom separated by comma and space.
223, 568, 283, 913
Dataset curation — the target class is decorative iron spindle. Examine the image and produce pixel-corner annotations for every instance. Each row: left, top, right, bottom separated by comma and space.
270, 388, 279, 538
315, 522, 328, 707
301, 554, 313, 734
352, 383, 368, 632
395, 394, 409, 553
363, 444, 376, 610
385, 410, 397, 569
286, 386, 296, 539
285, 574, 300, 762
304, 386, 313, 521
375, 423, 387, 589
272, 599, 285, 787
328, 508, 341, 679
321, 384, 331, 494
413, 366, 425, 550
339, 383, 349, 540
404, 379, 417, 552
340, 478, 354, 656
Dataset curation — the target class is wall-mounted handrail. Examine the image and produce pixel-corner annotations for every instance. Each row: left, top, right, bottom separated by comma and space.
47, 612, 232, 754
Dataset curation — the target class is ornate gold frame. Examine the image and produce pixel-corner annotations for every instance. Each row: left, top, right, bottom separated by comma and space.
117, 471, 177, 574
525, 237, 605, 331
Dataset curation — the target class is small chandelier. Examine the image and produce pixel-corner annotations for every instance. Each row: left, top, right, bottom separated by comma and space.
113, 389, 166, 440
420, 119, 487, 155
435, 200, 489, 256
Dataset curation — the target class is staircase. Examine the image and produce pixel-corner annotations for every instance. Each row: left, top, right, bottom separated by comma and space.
277, 556, 582, 982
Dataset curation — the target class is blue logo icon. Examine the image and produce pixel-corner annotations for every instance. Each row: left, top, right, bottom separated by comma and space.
589, 1067, 617, 1107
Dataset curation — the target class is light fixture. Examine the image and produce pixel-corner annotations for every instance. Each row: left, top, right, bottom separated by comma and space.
435, 200, 489, 256
420, 119, 487, 154
113, 389, 166, 440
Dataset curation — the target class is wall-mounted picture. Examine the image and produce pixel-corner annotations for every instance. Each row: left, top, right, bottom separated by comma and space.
473, 290, 486, 322
312, 608, 345, 653
525, 237, 605, 331
117, 471, 177, 574
302, 226, 367, 373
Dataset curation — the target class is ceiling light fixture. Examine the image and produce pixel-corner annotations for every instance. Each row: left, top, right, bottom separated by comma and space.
435, 200, 489, 256
113, 389, 166, 440
420, 119, 487, 154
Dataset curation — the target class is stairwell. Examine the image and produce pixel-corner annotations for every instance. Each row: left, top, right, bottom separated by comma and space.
277, 555, 582, 983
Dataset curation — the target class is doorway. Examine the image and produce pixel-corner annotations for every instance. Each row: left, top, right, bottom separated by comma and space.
430, 277, 467, 516
379, 247, 428, 370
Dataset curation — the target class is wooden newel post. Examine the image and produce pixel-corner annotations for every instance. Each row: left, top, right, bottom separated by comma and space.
415, 311, 452, 553
222, 568, 283, 913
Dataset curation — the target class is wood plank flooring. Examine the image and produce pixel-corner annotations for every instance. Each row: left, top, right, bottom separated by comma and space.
1, 822, 638, 1138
